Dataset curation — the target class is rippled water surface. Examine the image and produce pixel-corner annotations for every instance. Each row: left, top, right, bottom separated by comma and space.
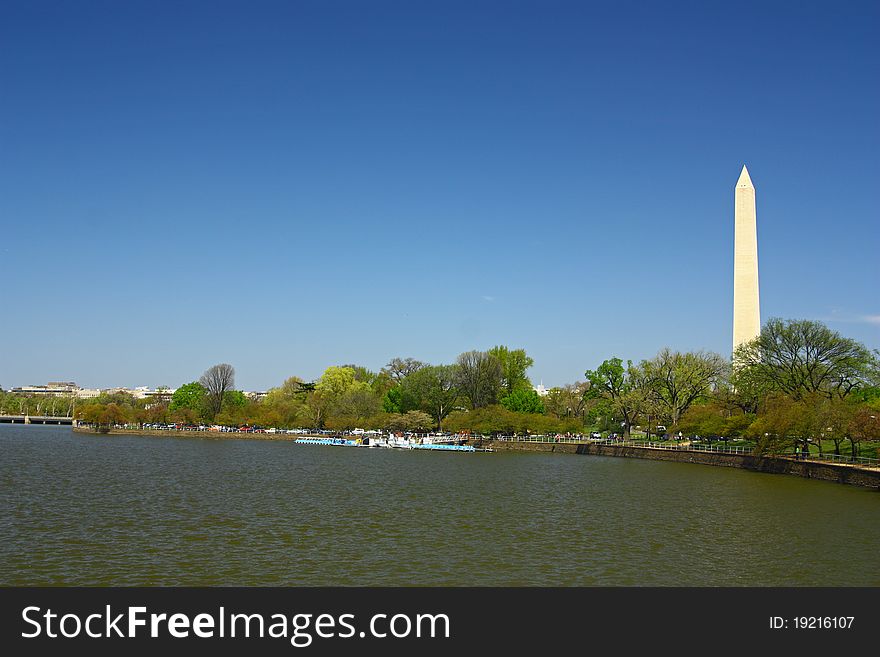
1, 425, 878, 585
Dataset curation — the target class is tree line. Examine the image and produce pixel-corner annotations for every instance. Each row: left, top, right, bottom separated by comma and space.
583, 319, 879, 457
17, 318, 878, 458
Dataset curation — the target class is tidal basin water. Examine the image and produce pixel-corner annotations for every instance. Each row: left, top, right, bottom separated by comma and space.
1, 424, 878, 586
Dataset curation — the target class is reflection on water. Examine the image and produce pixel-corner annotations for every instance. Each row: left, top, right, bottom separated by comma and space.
1, 425, 877, 586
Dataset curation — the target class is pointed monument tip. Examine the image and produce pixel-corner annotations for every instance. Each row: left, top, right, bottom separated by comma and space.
736, 164, 754, 188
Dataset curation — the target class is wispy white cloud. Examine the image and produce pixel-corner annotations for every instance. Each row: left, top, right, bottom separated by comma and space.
482, 295, 495, 302
819, 310, 880, 325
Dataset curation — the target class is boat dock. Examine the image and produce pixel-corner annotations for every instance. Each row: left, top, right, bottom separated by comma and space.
294, 435, 492, 453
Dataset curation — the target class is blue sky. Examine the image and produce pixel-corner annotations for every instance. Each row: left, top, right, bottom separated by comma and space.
1, 0, 878, 391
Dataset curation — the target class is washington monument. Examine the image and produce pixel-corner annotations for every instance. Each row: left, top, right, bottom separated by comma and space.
733, 165, 760, 353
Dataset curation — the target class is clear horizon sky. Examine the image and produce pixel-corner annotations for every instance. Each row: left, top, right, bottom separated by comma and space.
1, 0, 878, 391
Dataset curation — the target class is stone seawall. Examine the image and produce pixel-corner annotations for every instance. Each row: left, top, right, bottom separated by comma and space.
485, 440, 880, 490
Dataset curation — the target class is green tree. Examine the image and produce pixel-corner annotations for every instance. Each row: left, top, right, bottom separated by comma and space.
641, 349, 728, 428
269, 376, 308, 399
169, 382, 207, 419
813, 396, 858, 456
721, 413, 755, 439
369, 370, 395, 397
224, 390, 248, 407
455, 351, 502, 409
848, 407, 880, 457
171, 406, 201, 425
734, 318, 877, 400
543, 383, 589, 423
488, 346, 534, 394
443, 405, 564, 436
339, 364, 379, 385
500, 388, 545, 414
261, 377, 308, 428
382, 386, 403, 413
677, 402, 727, 439
144, 400, 170, 425
316, 366, 369, 400
302, 390, 331, 429
676, 400, 753, 441
747, 393, 817, 456
78, 401, 130, 432
333, 388, 382, 426
402, 365, 460, 429
382, 357, 426, 384
402, 410, 434, 432
585, 358, 652, 437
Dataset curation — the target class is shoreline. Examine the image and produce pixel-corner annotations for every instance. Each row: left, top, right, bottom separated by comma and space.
72, 426, 312, 441
71, 427, 880, 490
483, 439, 880, 489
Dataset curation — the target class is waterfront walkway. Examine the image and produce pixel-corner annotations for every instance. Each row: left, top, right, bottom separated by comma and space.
493, 435, 880, 469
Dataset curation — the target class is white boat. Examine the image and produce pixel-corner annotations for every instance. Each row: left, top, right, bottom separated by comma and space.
388, 435, 413, 449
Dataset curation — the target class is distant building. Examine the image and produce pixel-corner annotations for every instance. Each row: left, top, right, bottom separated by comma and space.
142, 387, 175, 400
8, 383, 174, 400
76, 389, 102, 399
533, 383, 550, 397
99, 386, 176, 399
11, 382, 81, 397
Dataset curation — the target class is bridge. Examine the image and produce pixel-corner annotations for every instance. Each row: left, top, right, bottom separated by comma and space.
0, 415, 75, 425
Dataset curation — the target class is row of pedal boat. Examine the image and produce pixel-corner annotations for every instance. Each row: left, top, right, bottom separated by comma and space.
293, 436, 490, 452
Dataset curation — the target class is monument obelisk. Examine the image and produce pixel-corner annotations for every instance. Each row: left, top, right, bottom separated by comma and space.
733, 165, 760, 353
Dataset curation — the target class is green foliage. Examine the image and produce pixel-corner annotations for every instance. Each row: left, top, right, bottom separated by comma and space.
584, 358, 652, 436
851, 385, 880, 406
584, 397, 613, 429
500, 388, 545, 414
385, 410, 434, 432
370, 370, 395, 397
77, 401, 132, 430
60, 320, 880, 456
0, 392, 79, 417
585, 358, 627, 400
641, 348, 728, 426
542, 383, 588, 422
171, 407, 201, 425
734, 318, 877, 400
746, 394, 817, 455
170, 382, 207, 416
332, 388, 381, 425
444, 405, 569, 435
382, 386, 403, 413
488, 346, 534, 394
382, 357, 426, 383
224, 390, 248, 409
339, 364, 379, 386
316, 366, 370, 400
401, 365, 459, 429
260, 376, 308, 428
677, 402, 754, 440
455, 351, 502, 409
302, 390, 331, 429
213, 391, 254, 427
266, 376, 307, 401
